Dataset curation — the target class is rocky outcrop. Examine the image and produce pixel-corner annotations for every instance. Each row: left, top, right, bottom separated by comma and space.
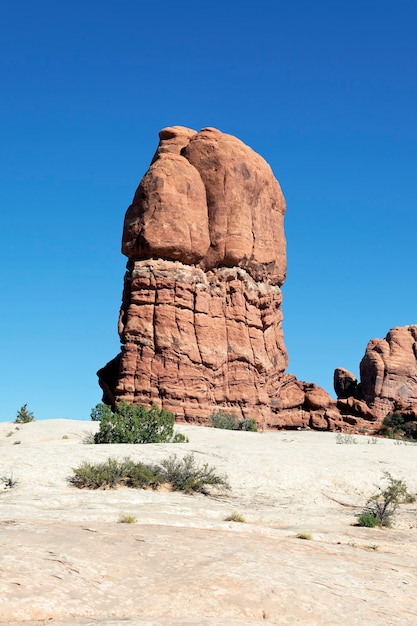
335, 326, 417, 423
334, 368, 358, 399
99, 125, 373, 431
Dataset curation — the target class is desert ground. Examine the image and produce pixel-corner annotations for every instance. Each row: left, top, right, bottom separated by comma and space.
1, 419, 416, 625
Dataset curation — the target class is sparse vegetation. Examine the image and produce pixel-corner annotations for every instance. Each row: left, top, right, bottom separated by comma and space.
118, 514, 136, 524
69, 453, 229, 496
210, 410, 257, 432
224, 512, 246, 523
93, 401, 189, 444
1, 473, 18, 489
82, 432, 95, 445
160, 453, 230, 495
357, 471, 411, 528
336, 433, 358, 444
296, 532, 313, 540
15, 404, 35, 424
380, 412, 417, 440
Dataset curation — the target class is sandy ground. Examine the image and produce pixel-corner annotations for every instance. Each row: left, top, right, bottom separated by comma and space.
1, 419, 416, 625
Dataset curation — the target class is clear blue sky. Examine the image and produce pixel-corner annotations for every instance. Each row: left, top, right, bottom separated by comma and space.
1, 1, 416, 421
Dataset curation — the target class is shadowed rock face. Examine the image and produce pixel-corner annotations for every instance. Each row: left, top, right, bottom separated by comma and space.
336, 326, 417, 422
99, 126, 368, 431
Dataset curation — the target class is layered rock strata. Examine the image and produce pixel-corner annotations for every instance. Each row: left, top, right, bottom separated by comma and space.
99, 126, 359, 430
335, 326, 417, 423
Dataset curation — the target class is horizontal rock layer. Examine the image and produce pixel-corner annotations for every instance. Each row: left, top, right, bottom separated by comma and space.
100, 126, 383, 432
112, 260, 287, 425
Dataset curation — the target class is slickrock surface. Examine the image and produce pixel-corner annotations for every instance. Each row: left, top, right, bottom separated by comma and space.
99, 126, 354, 430
1, 420, 417, 625
336, 326, 417, 423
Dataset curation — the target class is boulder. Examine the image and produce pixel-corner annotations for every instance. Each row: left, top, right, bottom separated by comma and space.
334, 368, 358, 399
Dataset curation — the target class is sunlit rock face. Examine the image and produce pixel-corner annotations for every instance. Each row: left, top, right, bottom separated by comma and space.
336, 326, 417, 423
99, 126, 364, 431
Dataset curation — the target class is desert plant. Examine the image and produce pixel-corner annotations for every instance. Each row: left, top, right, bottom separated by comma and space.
211, 410, 238, 430
357, 512, 380, 527
296, 532, 313, 540
69, 457, 162, 490
118, 514, 136, 524
160, 453, 230, 495
357, 472, 410, 528
224, 512, 246, 523
15, 404, 34, 424
239, 418, 258, 432
380, 412, 417, 440
82, 432, 95, 444
210, 410, 257, 432
336, 433, 358, 444
93, 401, 188, 444
1, 473, 18, 489
69, 454, 228, 496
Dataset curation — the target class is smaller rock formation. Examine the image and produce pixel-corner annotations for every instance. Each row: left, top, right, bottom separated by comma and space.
335, 325, 417, 425
333, 368, 358, 399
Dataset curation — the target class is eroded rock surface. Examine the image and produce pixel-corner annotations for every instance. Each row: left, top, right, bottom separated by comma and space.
336, 326, 417, 423
100, 126, 366, 430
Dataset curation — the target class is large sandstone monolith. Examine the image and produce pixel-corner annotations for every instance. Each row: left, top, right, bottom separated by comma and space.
99, 126, 350, 430
335, 326, 417, 423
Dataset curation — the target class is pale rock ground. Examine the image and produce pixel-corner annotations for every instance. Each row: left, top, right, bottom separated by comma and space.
1, 420, 417, 625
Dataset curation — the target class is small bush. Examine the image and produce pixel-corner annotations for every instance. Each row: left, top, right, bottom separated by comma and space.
380, 412, 417, 440
93, 401, 188, 444
210, 411, 257, 432
15, 404, 34, 424
336, 433, 358, 444
357, 512, 380, 528
1, 473, 18, 489
296, 533, 313, 540
224, 512, 246, 523
118, 514, 136, 524
69, 454, 229, 496
69, 457, 162, 490
160, 453, 230, 495
357, 472, 411, 528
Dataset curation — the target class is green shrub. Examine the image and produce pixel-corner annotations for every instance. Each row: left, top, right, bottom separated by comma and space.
93, 401, 188, 444
90, 403, 113, 421
118, 514, 136, 524
357, 512, 380, 528
211, 411, 237, 430
15, 404, 34, 424
357, 471, 410, 528
380, 412, 417, 440
69, 454, 229, 496
224, 512, 246, 523
69, 457, 162, 490
210, 410, 257, 432
160, 453, 230, 495
239, 418, 258, 432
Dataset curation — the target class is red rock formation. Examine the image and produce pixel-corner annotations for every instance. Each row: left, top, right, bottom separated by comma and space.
336, 326, 417, 423
99, 126, 369, 431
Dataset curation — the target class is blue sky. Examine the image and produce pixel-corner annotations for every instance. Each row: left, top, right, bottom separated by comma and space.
1, 1, 416, 421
